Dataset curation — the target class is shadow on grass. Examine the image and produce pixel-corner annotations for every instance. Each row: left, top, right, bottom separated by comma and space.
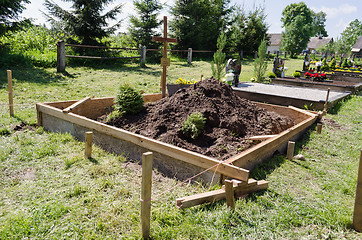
328, 95, 352, 115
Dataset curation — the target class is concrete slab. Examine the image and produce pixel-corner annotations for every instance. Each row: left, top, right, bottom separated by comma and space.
232, 82, 351, 110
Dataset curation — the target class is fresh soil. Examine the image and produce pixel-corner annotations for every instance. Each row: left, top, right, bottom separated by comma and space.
102, 78, 295, 160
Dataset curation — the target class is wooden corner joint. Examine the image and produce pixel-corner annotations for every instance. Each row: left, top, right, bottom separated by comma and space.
62, 97, 91, 113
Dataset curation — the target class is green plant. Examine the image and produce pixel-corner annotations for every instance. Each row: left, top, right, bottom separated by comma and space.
211, 30, 227, 80
320, 58, 329, 71
115, 84, 144, 115
106, 110, 121, 122
341, 58, 349, 68
0, 127, 11, 136
267, 72, 276, 78
292, 71, 301, 78
329, 58, 336, 69
253, 38, 268, 82
181, 112, 206, 139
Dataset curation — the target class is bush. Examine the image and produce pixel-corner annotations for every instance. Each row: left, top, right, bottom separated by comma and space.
320, 58, 329, 71
292, 72, 301, 78
267, 72, 276, 78
181, 112, 206, 139
114, 84, 144, 115
329, 58, 336, 70
341, 58, 349, 68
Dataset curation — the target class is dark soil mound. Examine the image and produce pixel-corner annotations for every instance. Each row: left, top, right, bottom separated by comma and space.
104, 78, 295, 160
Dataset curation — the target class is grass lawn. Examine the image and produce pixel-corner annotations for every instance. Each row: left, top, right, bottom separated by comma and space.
0, 57, 361, 239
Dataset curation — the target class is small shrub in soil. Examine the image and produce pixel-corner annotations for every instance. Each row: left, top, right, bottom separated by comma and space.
114, 84, 144, 115
320, 58, 329, 71
267, 72, 276, 78
329, 58, 336, 69
292, 72, 301, 78
181, 112, 206, 139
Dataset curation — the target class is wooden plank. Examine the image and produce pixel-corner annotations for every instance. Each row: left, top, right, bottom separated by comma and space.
141, 152, 153, 239
224, 110, 318, 167
142, 93, 164, 103
152, 36, 177, 43
65, 55, 140, 60
248, 135, 277, 141
354, 149, 362, 232
176, 180, 268, 209
63, 97, 91, 113
224, 180, 235, 209
36, 103, 250, 181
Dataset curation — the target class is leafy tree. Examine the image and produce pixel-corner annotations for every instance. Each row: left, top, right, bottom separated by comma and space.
211, 30, 227, 80
281, 2, 313, 57
253, 38, 267, 82
0, 0, 30, 36
311, 11, 327, 37
335, 19, 362, 54
43, 0, 122, 45
169, 0, 233, 51
229, 6, 269, 54
128, 0, 162, 49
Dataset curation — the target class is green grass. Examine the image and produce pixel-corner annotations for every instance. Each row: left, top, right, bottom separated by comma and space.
0, 59, 361, 239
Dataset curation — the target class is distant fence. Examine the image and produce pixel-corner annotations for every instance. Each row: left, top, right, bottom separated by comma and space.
56, 40, 287, 72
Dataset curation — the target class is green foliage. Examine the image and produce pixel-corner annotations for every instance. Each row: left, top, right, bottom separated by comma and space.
281, 2, 313, 57
211, 30, 227, 80
329, 58, 336, 69
0, 127, 11, 136
0, 25, 58, 67
129, 0, 162, 49
253, 38, 268, 82
336, 19, 362, 54
311, 10, 328, 37
181, 112, 206, 139
229, 6, 269, 53
341, 58, 349, 68
0, 0, 30, 36
106, 110, 121, 122
320, 58, 329, 71
267, 72, 276, 78
44, 0, 122, 45
170, 0, 233, 51
292, 71, 300, 78
115, 84, 144, 115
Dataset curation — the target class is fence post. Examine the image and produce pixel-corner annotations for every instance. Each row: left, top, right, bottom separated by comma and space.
287, 141, 295, 160
7, 70, 14, 117
353, 149, 362, 232
187, 48, 192, 65
57, 40, 66, 72
240, 49, 243, 60
140, 46, 146, 65
141, 152, 153, 239
84, 131, 93, 159
224, 179, 235, 210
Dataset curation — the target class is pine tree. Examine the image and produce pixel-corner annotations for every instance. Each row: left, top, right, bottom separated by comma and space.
43, 0, 122, 45
253, 38, 267, 82
211, 30, 227, 80
0, 0, 30, 36
128, 0, 162, 49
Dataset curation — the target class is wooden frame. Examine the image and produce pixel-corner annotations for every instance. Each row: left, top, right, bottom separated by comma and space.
36, 95, 319, 184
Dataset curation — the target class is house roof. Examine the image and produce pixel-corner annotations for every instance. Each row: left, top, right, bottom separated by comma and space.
307, 37, 333, 49
352, 36, 362, 51
268, 33, 282, 46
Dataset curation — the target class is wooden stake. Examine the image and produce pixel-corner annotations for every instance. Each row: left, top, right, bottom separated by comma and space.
224, 179, 235, 210
317, 123, 322, 134
141, 152, 153, 239
84, 131, 93, 159
353, 149, 362, 232
322, 88, 330, 116
287, 141, 295, 160
7, 70, 14, 117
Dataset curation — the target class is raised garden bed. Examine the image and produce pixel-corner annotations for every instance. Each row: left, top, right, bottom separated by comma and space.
299, 70, 362, 83
36, 81, 318, 184
271, 77, 362, 93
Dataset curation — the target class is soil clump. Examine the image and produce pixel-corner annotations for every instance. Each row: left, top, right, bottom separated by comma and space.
103, 78, 295, 160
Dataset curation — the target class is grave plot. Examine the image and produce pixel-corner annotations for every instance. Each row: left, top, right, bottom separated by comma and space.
271, 77, 362, 93
232, 82, 351, 110
36, 79, 319, 186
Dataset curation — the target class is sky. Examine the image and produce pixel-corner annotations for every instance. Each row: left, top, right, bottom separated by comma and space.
21, 0, 361, 39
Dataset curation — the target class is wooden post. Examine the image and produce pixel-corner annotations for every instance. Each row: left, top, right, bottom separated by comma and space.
57, 40, 66, 72
140, 46, 146, 65
287, 141, 295, 160
141, 152, 153, 239
84, 131, 93, 159
187, 48, 192, 65
353, 150, 362, 232
7, 70, 14, 117
224, 179, 235, 210
316, 123, 322, 134
323, 88, 330, 116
